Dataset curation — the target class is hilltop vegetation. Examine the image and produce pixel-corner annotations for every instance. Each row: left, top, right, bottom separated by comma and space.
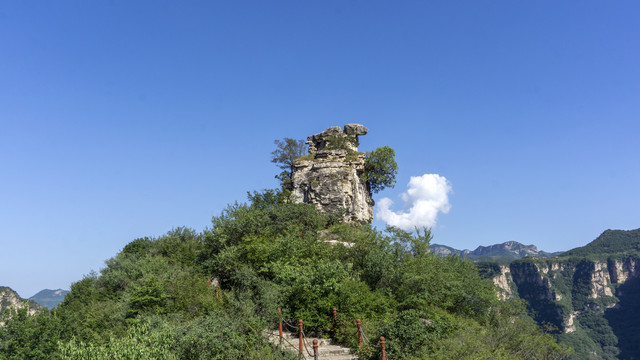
561, 228, 640, 257
0, 189, 570, 359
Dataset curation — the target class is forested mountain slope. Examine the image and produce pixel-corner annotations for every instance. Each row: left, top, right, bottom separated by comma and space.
483, 228, 640, 360
0, 191, 570, 359
562, 228, 640, 257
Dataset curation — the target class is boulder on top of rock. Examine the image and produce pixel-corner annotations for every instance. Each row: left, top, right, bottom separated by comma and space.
305, 124, 368, 153
344, 123, 368, 136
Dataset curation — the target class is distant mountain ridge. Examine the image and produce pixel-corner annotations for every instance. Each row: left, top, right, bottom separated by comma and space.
431, 241, 561, 262
29, 289, 69, 309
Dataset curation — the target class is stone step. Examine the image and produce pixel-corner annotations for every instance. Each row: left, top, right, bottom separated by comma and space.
265, 329, 357, 360
267, 332, 332, 346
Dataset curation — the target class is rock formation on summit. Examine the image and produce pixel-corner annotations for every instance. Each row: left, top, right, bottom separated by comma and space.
291, 124, 373, 224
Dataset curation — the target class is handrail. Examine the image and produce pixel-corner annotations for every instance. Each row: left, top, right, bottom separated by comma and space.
300, 328, 314, 357
275, 307, 390, 359
360, 327, 370, 345
312, 339, 318, 360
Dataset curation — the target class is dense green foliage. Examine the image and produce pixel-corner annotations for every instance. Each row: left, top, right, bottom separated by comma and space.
605, 276, 640, 359
324, 133, 358, 151
476, 261, 503, 279
362, 146, 398, 193
0, 191, 569, 359
0, 306, 59, 360
562, 229, 640, 257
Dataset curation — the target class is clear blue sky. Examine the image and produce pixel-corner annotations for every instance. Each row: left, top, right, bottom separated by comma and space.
1, 1, 639, 298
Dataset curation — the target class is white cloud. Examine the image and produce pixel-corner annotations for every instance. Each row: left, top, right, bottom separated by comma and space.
376, 174, 452, 231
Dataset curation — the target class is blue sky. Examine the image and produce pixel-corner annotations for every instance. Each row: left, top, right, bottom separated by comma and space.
1, 1, 639, 298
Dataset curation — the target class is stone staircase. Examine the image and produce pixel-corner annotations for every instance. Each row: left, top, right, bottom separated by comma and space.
265, 329, 357, 360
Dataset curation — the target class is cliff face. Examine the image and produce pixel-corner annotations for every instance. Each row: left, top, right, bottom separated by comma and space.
509, 262, 559, 301
490, 255, 640, 359
492, 265, 515, 300
0, 286, 38, 326
492, 257, 640, 327
291, 124, 374, 224
608, 256, 639, 284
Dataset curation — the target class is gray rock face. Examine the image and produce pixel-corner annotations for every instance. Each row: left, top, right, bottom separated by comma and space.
0, 286, 39, 326
291, 125, 373, 224
343, 123, 368, 136
306, 124, 368, 153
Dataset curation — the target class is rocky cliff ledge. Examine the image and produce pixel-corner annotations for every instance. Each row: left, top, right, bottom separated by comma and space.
0, 286, 39, 326
291, 124, 373, 224
491, 256, 640, 333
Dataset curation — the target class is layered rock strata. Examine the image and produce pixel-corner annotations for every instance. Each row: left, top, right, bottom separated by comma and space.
291, 124, 374, 224
0, 287, 38, 326
491, 257, 640, 333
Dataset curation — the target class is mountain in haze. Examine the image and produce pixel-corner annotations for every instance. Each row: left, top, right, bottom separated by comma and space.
431, 240, 561, 262
29, 289, 69, 309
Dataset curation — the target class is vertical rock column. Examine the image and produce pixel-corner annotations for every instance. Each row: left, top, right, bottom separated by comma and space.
291, 124, 374, 224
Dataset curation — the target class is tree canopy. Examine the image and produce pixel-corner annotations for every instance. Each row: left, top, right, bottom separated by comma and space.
271, 138, 307, 189
363, 146, 398, 194
0, 189, 570, 359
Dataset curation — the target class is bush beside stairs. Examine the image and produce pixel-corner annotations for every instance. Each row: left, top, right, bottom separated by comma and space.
265, 329, 357, 360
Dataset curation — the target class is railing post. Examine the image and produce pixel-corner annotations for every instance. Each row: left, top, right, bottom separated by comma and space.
332, 307, 337, 336
380, 336, 386, 360
357, 319, 362, 347
277, 308, 283, 344
298, 319, 304, 357
313, 339, 318, 360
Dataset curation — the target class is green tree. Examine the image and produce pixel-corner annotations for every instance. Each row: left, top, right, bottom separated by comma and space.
271, 138, 307, 189
127, 275, 169, 318
431, 300, 573, 360
0, 185, 574, 360
58, 322, 177, 360
362, 146, 398, 193
0, 307, 61, 360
